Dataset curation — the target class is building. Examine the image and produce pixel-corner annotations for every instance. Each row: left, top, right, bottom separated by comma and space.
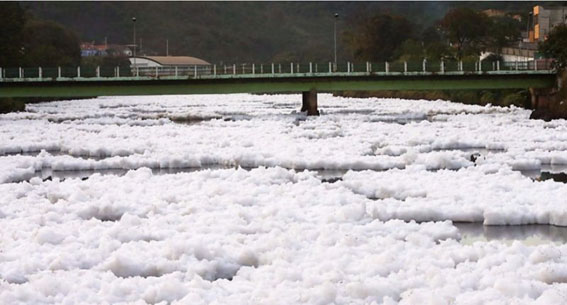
80, 42, 107, 57
80, 42, 132, 57
499, 43, 538, 62
129, 56, 210, 68
531, 5, 567, 42
106, 45, 133, 57
487, 5, 567, 62
129, 56, 211, 76
482, 9, 522, 21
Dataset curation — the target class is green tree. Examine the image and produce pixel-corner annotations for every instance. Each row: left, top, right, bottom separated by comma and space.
21, 19, 81, 67
421, 26, 452, 60
0, 3, 26, 67
439, 7, 489, 60
344, 13, 413, 62
539, 24, 567, 69
425, 42, 453, 60
397, 25, 452, 62
396, 39, 425, 62
485, 16, 521, 56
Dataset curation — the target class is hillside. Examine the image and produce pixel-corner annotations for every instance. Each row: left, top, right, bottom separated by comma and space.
23, 1, 539, 64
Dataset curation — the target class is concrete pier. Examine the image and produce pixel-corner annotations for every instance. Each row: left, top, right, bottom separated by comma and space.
529, 70, 567, 121
530, 87, 556, 110
301, 90, 319, 116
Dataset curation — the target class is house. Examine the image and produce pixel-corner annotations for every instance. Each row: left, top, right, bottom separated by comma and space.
80, 42, 132, 57
129, 56, 210, 68
80, 42, 105, 57
106, 45, 133, 57
483, 9, 506, 17
129, 56, 211, 76
482, 9, 522, 21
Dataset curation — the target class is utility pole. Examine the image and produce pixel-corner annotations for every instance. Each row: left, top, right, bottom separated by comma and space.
166, 39, 169, 56
334, 13, 339, 71
132, 17, 137, 70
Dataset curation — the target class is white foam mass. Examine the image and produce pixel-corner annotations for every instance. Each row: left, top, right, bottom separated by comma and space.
1, 94, 567, 303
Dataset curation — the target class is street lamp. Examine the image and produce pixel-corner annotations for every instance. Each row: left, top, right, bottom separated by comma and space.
334, 13, 339, 71
527, 12, 532, 42
132, 17, 137, 74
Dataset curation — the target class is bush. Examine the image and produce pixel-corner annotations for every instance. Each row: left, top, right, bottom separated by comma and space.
0, 98, 25, 113
539, 24, 567, 69
448, 90, 480, 104
480, 91, 497, 105
500, 92, 528, 108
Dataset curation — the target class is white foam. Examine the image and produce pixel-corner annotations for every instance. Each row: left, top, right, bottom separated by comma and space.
2, 94, 567, 303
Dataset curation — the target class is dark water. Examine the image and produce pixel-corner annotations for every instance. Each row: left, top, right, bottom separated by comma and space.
455, 222, 567, 245
434, 147, 506, 155
20, 166, 350, 183
521, 165, 567, 183
12, 160, 567, 185
369, 116, 431, 125
27, 165, 236, 182
1, 150, 120, 161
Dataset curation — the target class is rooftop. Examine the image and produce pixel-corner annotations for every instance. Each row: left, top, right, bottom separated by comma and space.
137, 56, 210, 66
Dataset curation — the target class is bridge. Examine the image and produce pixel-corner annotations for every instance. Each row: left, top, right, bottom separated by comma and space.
0, 60, 558, 115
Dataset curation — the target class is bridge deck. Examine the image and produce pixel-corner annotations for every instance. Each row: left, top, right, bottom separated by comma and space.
0, 65, 557, 98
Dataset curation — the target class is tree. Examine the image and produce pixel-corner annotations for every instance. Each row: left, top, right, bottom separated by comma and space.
420, 25, 452, 60
485, 16, 521, 56
439, 7, 489, 60
396, 39, 425, 62
0, 3, 81, 68
21, 20, 81, 67
344, 13, 413, 62
425, 42, 453, 61
396, 24, 452, 62
0, 3, 26, 67
539, 24, 567, 69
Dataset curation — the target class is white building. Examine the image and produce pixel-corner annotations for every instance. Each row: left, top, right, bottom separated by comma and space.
129, 56, 210, 68
129, 56, 211, 76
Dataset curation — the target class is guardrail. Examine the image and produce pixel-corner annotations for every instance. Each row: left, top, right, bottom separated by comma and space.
0, 59, 555, 82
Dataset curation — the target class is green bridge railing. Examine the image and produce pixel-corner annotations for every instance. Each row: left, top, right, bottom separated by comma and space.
0, 59, 555, 82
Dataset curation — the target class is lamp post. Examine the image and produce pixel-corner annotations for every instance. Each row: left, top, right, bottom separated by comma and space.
132, 17, 137, 73
527, 12, 532, 42
334, 13, 339, 71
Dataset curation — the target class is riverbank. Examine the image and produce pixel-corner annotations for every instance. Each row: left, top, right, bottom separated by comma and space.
0, 97, 96, 114
530, 70, 567, 121
0, 98, 26, 114
334, 89, 531, 108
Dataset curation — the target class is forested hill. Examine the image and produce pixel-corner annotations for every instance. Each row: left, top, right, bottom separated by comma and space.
23, 1, 538, 63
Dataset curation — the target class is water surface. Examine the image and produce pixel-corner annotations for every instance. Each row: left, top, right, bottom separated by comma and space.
455, 222, 567, 245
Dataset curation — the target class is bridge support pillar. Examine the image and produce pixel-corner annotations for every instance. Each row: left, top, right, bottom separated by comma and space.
529, 70, 567, 121
301, 90, 319, 116
530, 87, 555, 110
